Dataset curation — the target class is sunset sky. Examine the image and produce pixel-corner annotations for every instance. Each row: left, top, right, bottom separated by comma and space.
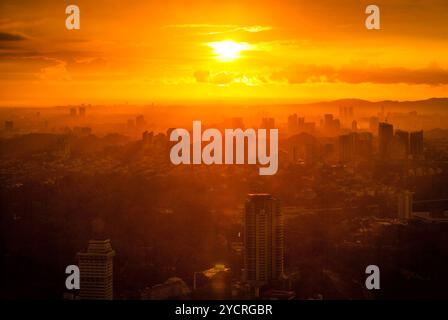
1, 0, 448, 106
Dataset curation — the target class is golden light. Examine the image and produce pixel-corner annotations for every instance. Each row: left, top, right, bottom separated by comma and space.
207, 40, 252, 62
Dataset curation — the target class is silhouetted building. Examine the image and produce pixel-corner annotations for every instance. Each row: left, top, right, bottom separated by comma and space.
339, 133, 355, 163
356, 132, 373, 160
142, 130, 154, 144
378, 122, 393, 160
369, 117, 379, 133
288, 114, 298, 133
136, 115, 146, 128
79, 107, 86, 117
77, 239, 115, 300
392, 130, 409, 160
410, 130, 424, 157
340, 106, 354, 125
323, 114, 340, 133
261, 117, 275, 129
70, 107, 77, 117
244, 194, 284, 296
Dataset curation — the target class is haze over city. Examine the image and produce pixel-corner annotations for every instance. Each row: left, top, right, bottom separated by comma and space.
1, 0, 448, 302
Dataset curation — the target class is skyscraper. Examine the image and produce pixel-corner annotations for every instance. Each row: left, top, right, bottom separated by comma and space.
339, 133, 355, 163
287, 114, 298, 133
378, 122, 393, 160
261, 117, 275, 129
77, 239, 115, 300
392, 130, 410, 160
79, 106, 86, 117
410, 130, 424, 157
244, 194, 284, 296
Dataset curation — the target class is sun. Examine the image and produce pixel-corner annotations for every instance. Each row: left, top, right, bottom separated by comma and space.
207, 40, 251, 62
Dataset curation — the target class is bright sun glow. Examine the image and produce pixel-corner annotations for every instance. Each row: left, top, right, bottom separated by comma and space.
207, 40, 252, 62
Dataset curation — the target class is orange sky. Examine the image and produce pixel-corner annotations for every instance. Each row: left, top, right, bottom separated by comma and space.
1, 0, 448, 106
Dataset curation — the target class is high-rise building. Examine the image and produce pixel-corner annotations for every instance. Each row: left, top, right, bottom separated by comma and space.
392, 130, 409, 160
378, 122, 393, 160
339, 133, 355, 163
77, 239, 115, 300
261, 117, 275, 129
79, 107, 86, 117
356, 132, 373, 160
369, 117, 379, 133
244, 194, 283, 296
136, 115, 146, 128
70, 107, 77, 117
410, 130, 424, 157
287, 114, 298, 133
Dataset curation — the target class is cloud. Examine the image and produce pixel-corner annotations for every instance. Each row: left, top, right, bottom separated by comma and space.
0, 31, 28, 41
194, 70, 266, 86
270, 64, 448, 86
166, 24, 272, 35
194, 70, 239, 85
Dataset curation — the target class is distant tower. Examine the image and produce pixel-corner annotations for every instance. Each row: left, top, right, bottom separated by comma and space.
136, 115, 146, 129
351, 120, 358, 131
397, 191, 413, 220
79, 107, 86, 117
77, 239, 115, 300
70, 107, 77, 117
244, 194, 284, 296
378, 122, 393, 160
410, 130, 424, 157
339, 133, 355, 163
261, 117, 275, 129
393, 130, 410, 160
287, 114, 298, 133
369, 117, 379, 133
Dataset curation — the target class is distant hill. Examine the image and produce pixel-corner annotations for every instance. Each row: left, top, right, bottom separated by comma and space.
301, 98, 448, 113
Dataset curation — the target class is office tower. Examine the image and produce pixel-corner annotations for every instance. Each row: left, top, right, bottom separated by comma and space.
70, 107, 77, 117
351, 120, 358, 131
378, 122, 393, 160
339, 106, 354, 124
410, 130, 424, 157
393, 130, 409, 160
324, 114, 334, 128
369, 117, 379, 133
261, 117, 275, 129
142, 130, 154, 144
397, 191, 413, 220
298, 117, 305, 131
244, 194, 284, 296
136, 115, 146, 128
339, 133, 355, 163
77, 239, 115, 300
323, 114, 340, 133
287, 114, 298, 133
79, 107, 86, 117
356, 132, 373, 160
395, 130, 409, 154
